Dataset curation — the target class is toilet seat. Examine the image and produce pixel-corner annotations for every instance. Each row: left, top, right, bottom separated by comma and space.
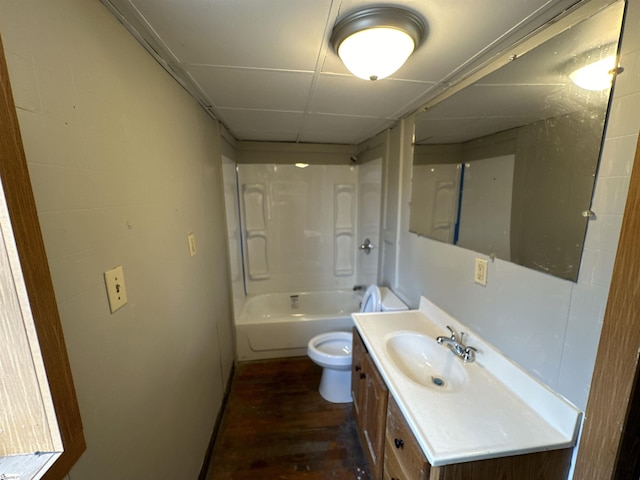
307, 331, 352, 369
361, 284, 382, 312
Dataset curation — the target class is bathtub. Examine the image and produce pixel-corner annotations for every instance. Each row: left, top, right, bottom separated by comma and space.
235, 290, 363, 361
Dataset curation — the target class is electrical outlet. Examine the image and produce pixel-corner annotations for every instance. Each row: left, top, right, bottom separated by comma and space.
474, 258, 488, 286
187, 233, 197, 257
104, 266, 128, 313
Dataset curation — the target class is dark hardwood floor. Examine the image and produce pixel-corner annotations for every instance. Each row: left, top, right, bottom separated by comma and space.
205, 356, 372, 479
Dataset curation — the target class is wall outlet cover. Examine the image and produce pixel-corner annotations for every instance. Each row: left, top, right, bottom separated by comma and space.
474, 258, 488, 286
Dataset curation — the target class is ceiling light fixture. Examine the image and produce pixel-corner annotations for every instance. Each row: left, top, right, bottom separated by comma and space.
569, 54, 617, 91
331, 6, 426, 81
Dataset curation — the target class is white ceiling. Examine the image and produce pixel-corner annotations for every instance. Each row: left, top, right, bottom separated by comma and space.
102, 0, 590, 145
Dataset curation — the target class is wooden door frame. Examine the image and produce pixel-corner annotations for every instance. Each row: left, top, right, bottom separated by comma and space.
0, 35, 85, 478
574, 133, 640, 479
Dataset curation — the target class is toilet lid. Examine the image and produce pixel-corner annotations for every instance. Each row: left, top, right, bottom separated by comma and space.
360, 285, 382, 312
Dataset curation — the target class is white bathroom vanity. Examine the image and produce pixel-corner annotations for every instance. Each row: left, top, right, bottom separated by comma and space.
351, 297, 581, 479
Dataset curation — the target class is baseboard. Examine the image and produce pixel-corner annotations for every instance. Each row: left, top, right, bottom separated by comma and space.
198, 362, 237, 480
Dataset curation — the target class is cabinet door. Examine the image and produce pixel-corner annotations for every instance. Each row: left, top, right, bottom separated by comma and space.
352, 327, 367, 426
352, 328, 389, 480
383, 435, 409, 480
363, 352, 388, 480
432, 449, 572, 480
385, 395, 430, 480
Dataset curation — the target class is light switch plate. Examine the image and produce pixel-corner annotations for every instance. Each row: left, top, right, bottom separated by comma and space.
187, 233, 197, 257
104, 265, 128, 313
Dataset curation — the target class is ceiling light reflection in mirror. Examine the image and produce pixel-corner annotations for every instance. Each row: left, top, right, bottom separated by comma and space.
409, 0, 625, 282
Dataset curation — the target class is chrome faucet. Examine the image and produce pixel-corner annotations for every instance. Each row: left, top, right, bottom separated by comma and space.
290, 294, 299, 310
436, 325, 477, 363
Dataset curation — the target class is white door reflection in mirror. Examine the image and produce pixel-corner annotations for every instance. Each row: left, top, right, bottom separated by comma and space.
458, 155, 514, 260
410, 163, 461, 243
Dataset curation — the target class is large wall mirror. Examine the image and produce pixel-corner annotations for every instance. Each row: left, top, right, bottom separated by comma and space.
410, 0, 625, 281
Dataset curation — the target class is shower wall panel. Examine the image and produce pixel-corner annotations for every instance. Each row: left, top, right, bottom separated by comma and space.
356, 158, 383, 286
334, 184, 355, 276
238, 164, 358, 294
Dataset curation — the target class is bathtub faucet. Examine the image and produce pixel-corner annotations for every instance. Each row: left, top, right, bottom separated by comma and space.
290, 294, 299, 309
353, 285, 367, 291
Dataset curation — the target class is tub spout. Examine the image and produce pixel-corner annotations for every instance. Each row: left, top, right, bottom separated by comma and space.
290, 294, 299, 309
353, 285, 366, 291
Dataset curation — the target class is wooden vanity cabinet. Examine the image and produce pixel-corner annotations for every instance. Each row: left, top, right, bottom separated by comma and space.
352, 328, 388, 480
383, 392, 573, 480
428, 449, 573, 480
384, 395, 430, 480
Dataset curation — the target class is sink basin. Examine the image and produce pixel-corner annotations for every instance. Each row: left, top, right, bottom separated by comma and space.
385, 331, 468, 391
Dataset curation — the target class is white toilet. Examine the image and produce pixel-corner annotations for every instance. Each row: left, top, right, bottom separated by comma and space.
307, 285, 408, 403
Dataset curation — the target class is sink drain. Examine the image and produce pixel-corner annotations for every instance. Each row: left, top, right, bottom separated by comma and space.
430, 376, 446, 387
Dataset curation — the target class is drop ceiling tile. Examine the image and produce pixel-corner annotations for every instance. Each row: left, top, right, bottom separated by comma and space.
129, 0, 333, 70
309, 74, 433, 118
231, 130, 300, 143
299, 113, 392, 145
220, 109, 304, 142
188, 66, 314, 111
298, 131, 366, 145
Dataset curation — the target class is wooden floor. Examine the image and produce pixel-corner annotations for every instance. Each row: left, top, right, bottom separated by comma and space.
205, 357, 372, 480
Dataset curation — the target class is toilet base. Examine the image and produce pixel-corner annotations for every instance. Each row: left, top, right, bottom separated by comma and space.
318, 367, 352, 403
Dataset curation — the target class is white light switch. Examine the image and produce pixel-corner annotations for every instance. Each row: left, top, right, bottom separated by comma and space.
104, 265, 128, 313
187, 233, 197, 257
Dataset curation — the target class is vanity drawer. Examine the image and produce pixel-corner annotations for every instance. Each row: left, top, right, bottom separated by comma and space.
385, 395, 430, 480
383, 436, 408, 480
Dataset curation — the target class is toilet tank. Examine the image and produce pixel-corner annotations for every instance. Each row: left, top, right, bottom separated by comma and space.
379, 287, 408, 312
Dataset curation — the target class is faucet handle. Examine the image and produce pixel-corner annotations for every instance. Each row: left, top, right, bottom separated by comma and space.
462, 345, 477, 363
446, 325, 457, 341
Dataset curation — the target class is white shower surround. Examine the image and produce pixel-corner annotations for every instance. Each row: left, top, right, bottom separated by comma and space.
237, 163, 382, 294
230, 161, 383, 360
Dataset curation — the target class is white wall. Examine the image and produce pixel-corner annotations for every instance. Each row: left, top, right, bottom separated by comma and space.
392, 0, 640, 415
0, 1, 234, 479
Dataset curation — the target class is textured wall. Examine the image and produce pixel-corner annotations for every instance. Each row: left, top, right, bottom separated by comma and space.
0, 0, 234, 478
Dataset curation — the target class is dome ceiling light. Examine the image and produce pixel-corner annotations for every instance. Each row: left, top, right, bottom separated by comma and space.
331, 6, 427, 81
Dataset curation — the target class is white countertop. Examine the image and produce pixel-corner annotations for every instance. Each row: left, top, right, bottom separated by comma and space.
352, 296, 581, 467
